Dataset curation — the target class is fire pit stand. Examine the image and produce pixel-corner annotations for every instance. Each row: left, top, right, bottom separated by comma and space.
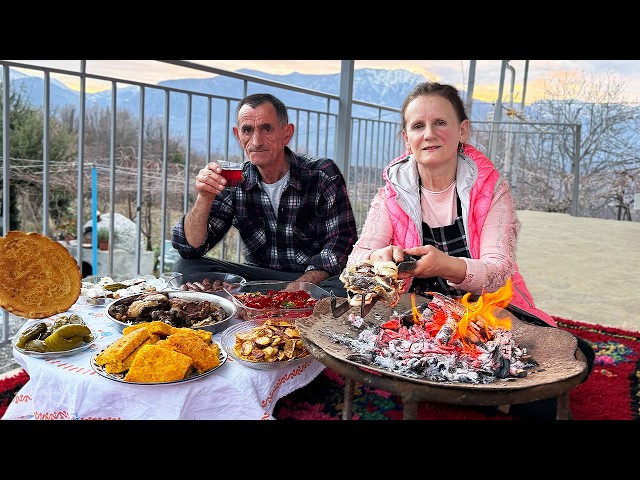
298, 296, 588, 420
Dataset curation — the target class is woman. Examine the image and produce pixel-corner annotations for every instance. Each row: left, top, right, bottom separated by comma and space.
348, 81, 594, 419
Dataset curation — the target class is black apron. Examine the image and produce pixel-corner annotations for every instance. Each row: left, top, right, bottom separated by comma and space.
409, 193, 595, 380
410, 193, 471, 298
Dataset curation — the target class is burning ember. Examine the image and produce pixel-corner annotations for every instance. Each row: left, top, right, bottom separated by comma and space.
329, 279, 538, 384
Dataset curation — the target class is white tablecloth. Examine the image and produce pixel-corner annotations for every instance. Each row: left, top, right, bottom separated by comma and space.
2, 302, 324, 420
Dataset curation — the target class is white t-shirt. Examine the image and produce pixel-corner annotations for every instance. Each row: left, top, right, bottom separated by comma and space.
262, 171, 290, 216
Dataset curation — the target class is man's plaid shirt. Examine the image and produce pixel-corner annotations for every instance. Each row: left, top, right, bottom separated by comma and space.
172, 147, 358, 276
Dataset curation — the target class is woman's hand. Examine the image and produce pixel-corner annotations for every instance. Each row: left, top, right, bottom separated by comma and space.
369, 246, 406, 264
368, 246, 466, 284
403, 245, 466, 284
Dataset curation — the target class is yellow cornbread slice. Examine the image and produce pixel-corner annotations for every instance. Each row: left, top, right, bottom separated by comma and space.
158, 331, 220, 374
123, 344, 193, 383
95, 328, 150, 371
104, 334, 161, 374
122, 320, 176, 337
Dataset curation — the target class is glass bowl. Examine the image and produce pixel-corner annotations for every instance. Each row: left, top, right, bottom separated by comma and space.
166, 272, 246, 294
220, 321, 314, 371
224, 280, 330, 322
80, 274, 171, 306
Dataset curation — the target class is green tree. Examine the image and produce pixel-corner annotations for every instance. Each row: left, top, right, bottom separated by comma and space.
3, 79, 213, 257
1, 85, 75, 232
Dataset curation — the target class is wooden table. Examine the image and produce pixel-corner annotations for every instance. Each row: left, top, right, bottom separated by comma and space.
298, 296, 588, 420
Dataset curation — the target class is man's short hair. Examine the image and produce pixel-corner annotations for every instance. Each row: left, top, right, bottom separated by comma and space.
236, 93, 289, 126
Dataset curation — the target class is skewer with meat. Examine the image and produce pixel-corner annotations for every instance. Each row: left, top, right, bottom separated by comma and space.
339, 260, 404, 309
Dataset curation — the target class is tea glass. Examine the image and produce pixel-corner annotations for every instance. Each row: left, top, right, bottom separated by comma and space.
219, 160, 244, 188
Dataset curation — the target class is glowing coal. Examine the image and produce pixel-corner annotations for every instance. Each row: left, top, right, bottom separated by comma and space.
328, 279, 538, 384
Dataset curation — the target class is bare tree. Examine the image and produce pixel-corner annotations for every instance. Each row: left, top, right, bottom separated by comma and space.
525, 71, 640, 220
58, 105, 209, 249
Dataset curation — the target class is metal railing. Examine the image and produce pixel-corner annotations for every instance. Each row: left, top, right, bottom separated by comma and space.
0, 60, 407, 370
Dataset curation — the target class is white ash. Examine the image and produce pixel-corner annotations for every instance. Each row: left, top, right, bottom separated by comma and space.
324, 321, 536, 384
348, 313, 366, 329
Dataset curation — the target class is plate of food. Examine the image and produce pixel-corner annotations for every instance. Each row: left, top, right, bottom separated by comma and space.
90, 323, 227, 385
166, 272, 246, 294
0, 231, 83, 319
106, 290, 237, 334
220, 319, 313, 371
12, 313, 97, 358
224, 280, 329, 322
79, 274, 173, 306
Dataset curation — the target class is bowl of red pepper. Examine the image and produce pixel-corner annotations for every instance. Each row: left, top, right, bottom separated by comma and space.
224, 280, 330, 322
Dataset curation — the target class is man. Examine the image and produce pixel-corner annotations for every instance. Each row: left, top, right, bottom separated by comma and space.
171, 93, 358, 296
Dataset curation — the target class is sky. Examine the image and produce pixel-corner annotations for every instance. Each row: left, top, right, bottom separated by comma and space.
6, 60, 640, 105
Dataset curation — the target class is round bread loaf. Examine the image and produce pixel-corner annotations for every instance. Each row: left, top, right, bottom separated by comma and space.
0, 231, 82, 318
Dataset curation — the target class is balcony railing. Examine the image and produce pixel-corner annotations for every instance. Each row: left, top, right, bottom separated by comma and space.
0, 60, 407, 367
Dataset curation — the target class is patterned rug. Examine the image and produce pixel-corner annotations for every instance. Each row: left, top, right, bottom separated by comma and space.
273, 317, 640, 420
0, 369, 29, 419
2, 317, 639, 420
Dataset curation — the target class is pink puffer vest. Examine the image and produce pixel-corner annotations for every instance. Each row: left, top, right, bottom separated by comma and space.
383, 145, 556, 326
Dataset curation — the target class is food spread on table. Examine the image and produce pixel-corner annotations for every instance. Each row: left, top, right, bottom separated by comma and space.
230, 319, 310, 363
94, 320, 223, 383
0, 231, 82, 318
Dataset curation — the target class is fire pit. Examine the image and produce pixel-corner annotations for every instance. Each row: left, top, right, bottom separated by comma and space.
297, 294, 588, 420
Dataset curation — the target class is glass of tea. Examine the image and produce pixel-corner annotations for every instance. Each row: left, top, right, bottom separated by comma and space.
219, 161, 244, 188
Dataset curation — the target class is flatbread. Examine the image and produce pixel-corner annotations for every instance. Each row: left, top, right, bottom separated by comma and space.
0, 231, 82, 318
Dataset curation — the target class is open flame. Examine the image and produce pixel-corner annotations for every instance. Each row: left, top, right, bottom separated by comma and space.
337, 277, 531, 384
410, 278, 514, 347
458, 278, 513, 346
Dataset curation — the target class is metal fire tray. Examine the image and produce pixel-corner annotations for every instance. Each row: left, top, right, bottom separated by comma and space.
301, 295, 588, 411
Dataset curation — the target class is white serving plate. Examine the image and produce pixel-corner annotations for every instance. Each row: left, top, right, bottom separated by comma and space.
12, 319, 98, 358
90, 341, 228, 385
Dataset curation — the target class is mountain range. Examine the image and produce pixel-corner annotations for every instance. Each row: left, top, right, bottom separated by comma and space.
9, 67, 495, 154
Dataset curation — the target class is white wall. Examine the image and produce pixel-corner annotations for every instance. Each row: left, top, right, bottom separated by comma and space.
60, 242, 156, 277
